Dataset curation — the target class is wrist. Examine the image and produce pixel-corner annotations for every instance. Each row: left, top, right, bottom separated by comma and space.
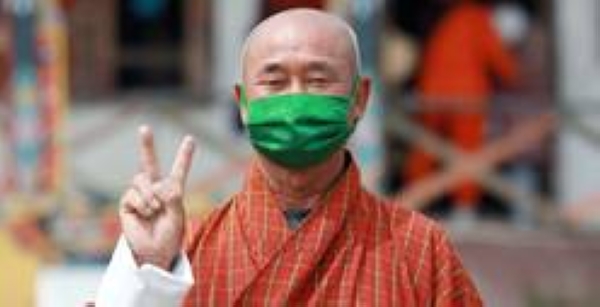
133, 251, 178, 271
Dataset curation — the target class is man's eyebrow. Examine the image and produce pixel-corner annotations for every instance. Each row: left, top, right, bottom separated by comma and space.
306, 61, 336, 76
255, 60, 338, 77
258, 62, 285, 75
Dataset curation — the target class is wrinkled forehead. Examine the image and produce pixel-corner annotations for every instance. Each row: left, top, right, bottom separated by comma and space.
241, 16, 358, 80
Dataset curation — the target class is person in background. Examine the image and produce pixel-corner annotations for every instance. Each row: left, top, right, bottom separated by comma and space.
96, 9, 482, 306
405, 0, 520, 223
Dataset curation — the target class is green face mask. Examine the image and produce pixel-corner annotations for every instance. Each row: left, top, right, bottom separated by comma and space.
241, 79, 359, 169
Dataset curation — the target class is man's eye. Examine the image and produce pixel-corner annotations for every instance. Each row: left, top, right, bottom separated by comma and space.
263, 79, 285, 87
308, 78, 328, 86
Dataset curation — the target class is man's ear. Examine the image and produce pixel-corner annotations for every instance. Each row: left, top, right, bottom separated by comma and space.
233, 84, 248, 121
351, 76, 371, 122
233, 84, 242, 104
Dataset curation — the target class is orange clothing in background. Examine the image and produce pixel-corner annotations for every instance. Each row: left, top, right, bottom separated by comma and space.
406, 111, 486, 205
184, 156, 482, 305
407, 3, 518, 206
418, 3, 517, 101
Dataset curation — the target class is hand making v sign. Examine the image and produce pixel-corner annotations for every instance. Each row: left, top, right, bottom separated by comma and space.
119, 125, 196, 270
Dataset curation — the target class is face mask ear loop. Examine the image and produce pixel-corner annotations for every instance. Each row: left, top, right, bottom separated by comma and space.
239, 85, 249, 110
347, 75, 362, 125
350, 75, 361, 98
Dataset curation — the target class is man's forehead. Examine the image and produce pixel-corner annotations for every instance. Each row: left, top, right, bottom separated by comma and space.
247, 30, 348, 63
241, 9, 359, 76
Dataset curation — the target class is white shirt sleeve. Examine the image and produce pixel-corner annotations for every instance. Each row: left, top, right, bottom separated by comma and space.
95, 236, 194, 307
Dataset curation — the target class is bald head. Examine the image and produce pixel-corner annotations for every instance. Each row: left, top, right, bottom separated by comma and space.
240, 9, 361, 85
235, 9, 370, 126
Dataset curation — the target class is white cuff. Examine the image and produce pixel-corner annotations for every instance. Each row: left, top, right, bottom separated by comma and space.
95, 236, 194, 307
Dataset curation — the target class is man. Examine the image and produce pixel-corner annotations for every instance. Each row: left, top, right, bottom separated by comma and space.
97, 9, 482, 306
405, 0, 518, 218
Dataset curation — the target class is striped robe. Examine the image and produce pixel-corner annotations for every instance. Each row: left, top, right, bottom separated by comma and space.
183, 157, 482, 306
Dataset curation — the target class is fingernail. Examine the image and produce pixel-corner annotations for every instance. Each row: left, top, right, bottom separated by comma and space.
184, 135, 196, 148
139, 125, 149, 134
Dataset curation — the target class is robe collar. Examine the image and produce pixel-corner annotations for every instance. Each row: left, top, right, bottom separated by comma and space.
233, 151, 363, 267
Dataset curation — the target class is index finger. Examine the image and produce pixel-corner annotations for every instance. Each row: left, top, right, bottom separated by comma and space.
170, 135, 196, 187
138, 125, 161, 181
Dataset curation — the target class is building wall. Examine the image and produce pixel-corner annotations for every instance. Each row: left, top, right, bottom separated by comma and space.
68, 0, 116, 99
68, 0, 212, 100
184, 0, 212, 98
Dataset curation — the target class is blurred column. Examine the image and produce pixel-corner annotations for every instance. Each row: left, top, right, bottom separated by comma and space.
348, 0, 385, 191
0, 12, 15, 194
4, 0, 69, 194
351, 0, 381, 72
212, 0, 258, 94
9, 0, 39, 193
555, 0, 600, 214
36, 0, 69, 194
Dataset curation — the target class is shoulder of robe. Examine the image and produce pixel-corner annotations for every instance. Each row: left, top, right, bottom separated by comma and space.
386, 204, 449, 251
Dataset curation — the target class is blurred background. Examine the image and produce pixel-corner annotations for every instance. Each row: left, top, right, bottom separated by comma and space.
0, 0, 598, 306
